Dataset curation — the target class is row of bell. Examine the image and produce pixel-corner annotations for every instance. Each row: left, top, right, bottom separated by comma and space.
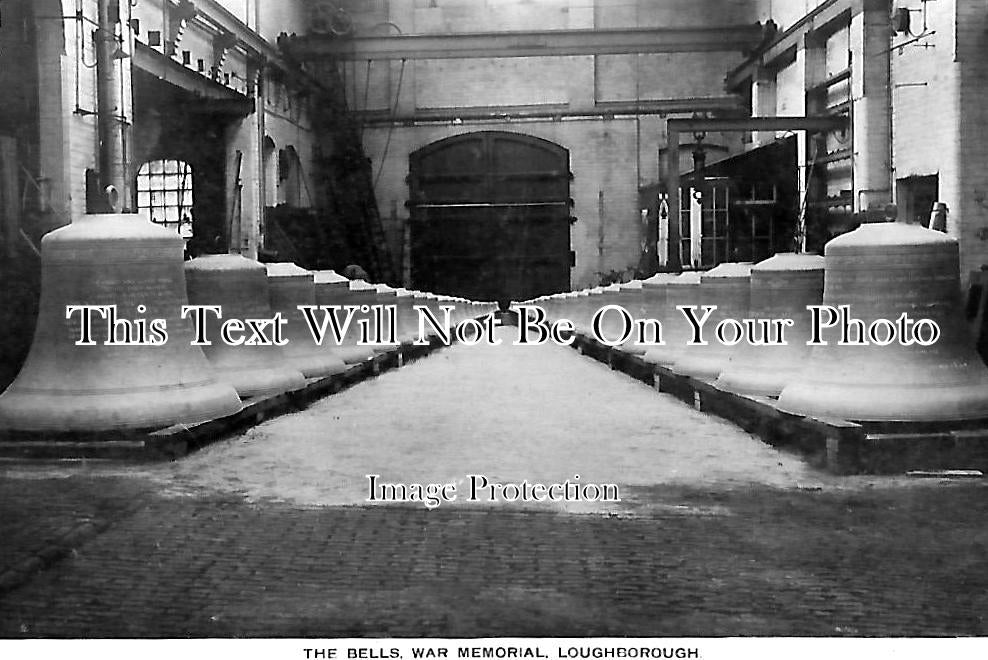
520, 221, 988, 423
0, 212, 497, 432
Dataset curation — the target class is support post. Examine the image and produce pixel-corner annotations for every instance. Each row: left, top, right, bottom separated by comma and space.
665, 126, 681, 271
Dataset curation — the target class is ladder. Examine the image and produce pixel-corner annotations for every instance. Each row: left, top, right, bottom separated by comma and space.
323, 150, 395, 284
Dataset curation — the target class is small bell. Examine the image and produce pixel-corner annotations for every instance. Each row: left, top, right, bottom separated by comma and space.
715, 253, 824, 397
671, 262, 752, 380
643, 271, 701, 366
266, 263, 348, 378
185, 254, 307, 398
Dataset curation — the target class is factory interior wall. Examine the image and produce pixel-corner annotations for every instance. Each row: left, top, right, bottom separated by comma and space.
885, 0, 988, 280
128, 0, 325, 258
131, 75, 232, 255
750, 0, 988, 283
257, 0, 309, 41
263, 90, 318, 210
5, 0, 985, 307
343, 0, 753, 288
222, 98, 322, 259
40, 0, 108, 223
0, 0, 47, 389
364, 119, 643, 289
954, 0, 988, 280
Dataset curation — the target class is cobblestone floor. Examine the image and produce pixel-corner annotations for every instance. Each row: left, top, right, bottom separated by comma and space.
2, 332, 988, 637
147, 327, 846, 511
2, 477, 988, 637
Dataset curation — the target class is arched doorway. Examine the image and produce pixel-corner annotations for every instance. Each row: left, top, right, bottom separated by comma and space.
262, 136, 278, 206
408, 131, 572, 304
278, 146, 302, 207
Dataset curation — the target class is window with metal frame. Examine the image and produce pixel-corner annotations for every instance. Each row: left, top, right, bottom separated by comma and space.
136, 159, 194, 238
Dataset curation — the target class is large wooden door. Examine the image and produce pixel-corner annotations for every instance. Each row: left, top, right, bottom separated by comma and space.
408, 131, 572, 304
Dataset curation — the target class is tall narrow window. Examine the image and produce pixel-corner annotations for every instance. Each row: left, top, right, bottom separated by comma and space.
136, 159, 194, 238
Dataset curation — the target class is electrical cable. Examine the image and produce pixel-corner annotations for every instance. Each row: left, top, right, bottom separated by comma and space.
373, 58, 406, 190
359, 59, 371, 142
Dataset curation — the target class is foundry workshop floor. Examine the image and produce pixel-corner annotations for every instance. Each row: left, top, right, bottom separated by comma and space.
2, 327, 988, 637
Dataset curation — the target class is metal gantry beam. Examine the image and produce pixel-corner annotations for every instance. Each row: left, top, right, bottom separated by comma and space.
283, 24, 767, 61
668, 115, 848, 134
662, 115, 848, 271
353, 97, 747, 126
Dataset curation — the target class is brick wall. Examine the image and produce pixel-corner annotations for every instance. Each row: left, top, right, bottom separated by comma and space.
954, 0, 988, 278
891, 0, 979, 276
751, 0, 986, 279
126, 0, 319, 257
338, 0, 755, 289
51, 0, 103, 222
363, 119, 643, 288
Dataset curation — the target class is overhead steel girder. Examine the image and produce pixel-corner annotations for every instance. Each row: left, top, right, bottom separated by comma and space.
282, 24, 767, 61
667, 115, 847, 134
354, 97, 746, 126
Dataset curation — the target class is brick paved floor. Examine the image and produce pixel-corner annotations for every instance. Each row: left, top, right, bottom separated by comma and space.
0, 471, 149, 583
152, 327, 836, 513
2, 477, 988, 637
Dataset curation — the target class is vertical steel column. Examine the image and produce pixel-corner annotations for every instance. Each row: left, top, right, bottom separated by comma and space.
665, 126, 682, 271
95, 0, 124, 205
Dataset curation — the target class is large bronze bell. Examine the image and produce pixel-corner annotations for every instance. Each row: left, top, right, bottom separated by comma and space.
374, 283, 402, 340
613, 280, 646, 354
596, 284, 625, 341
777, 222, 988, 422
266, 263, 348, 378
643, 271, 701, 366
540, 292, 564, 324
715, 253, 825, 397
0, 213, 242, 431
413, 291, 447, 340
392, 288, 422, 341
543, 294, 563, 323
633, 273, 678, 356
563, 289, 585, 333
185, 254, 306, 397
313, 270, 376, 365
349, 279, 394, 352
439, 294, 466, 326
672, 262, 752, 379
578, 287, 606, 334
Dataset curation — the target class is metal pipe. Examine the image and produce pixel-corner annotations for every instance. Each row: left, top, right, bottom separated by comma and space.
95, 0, 121, 206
